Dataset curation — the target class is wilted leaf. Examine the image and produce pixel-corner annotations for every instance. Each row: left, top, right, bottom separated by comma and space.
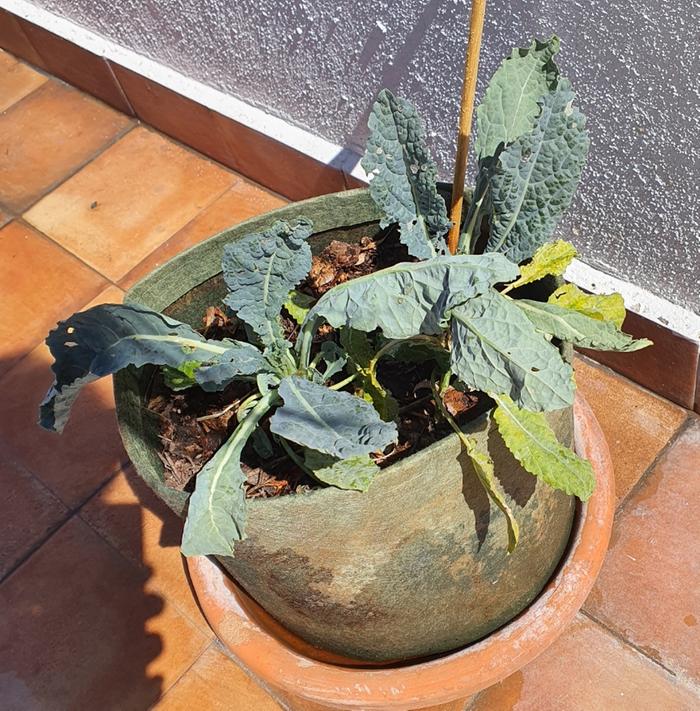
476, 36, 560, 159
548, 284, 626, 328
307, 253, 519, 339
486, 79, 589, 263
505, 240, 577, 292
515, 299, 652, 351
362, 89, 450, 259
492, 393, 595, 500
464, 443, 519, 552
223, 219, 313, 346
39, 303, 259, 433
304, 449, 380, 492
450, 289, 574, 412
269, 376, 397, 458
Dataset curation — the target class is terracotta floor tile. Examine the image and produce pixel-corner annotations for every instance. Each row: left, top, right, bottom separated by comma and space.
0, 49, 47, 112
155, 643, 282, 711
584, 418, 700, 684
0, 221, 108, 375
24, 127, 237, 281
80, 467, 212, 635
0, 285, 127, 507
574, 356, 687, 502
120, 178, 287, 288
0, 454, 67, 579
0, 81, 131, 212
471, 615, 698, 710
0, 516, 210, 710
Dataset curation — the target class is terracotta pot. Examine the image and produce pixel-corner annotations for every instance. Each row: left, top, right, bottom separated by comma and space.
115, 188, 579, 662
186, 395, 614, 711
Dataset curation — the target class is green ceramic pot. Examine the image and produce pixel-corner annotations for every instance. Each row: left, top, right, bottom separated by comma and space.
114, 188, 575, 662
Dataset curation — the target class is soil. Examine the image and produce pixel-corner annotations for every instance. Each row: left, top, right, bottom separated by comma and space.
146, 230, 488, 499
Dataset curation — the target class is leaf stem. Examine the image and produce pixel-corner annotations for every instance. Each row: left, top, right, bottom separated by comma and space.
329, 373, 357, 391
236, 392, 263, 422
447, 0, 487, 254
296, 316, 319, 371
276, 436, 324, 484
457, 186, 487, 254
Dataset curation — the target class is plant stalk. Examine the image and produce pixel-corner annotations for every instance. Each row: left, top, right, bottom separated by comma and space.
447, 0, 487, 254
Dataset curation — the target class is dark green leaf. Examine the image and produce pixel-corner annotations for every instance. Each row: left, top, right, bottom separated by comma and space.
450, 290, 574, 412
269, 376, 398, 458
222, 219, 313, 346
362, 89, 450, 259
39, 303, 256, 433
486, 79, 590, 263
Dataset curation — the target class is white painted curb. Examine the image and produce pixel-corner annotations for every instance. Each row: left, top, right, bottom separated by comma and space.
3, 0, 698, 341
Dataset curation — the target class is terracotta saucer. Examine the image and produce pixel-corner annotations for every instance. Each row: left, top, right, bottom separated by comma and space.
186, 394, 615, 710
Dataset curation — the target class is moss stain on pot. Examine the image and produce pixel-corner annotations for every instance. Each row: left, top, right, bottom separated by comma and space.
115, 189, 576, 662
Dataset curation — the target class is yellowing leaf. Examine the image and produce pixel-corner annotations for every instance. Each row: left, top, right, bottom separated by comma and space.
492, 393, 595, 501
284, 289, 315, 325
465, 443, 520, 553
548, 283, 626, 328
304, 450, 380, 492
504, 240, 577, 293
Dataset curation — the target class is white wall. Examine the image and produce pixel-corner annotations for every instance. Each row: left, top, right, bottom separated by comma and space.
22, 0, 700, 313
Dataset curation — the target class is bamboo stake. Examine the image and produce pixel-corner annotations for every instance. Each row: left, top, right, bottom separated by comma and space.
447, 0, 487, 255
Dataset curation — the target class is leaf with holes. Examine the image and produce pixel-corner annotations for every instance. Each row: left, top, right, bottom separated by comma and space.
548, 284, 626, 328
39, 303, 264, 433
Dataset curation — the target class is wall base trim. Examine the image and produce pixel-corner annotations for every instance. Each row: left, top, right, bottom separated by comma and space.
1, 0, 697, 410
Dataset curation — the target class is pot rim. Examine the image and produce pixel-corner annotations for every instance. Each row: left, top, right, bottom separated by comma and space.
185, 393, 614, 709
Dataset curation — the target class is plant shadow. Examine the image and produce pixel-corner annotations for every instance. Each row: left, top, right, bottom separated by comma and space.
0, 352, 170, 710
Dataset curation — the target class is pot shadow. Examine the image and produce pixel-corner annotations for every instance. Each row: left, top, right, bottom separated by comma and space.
0, 352, 168, 710
456, 418, 537, 550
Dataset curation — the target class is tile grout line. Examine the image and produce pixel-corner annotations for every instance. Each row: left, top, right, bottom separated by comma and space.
613, 413, 693, 519
76, 500, 216, 640
0, 67, 49, 114
104, 57, 135, 116
17, 98, 137, 214
580, 609, 700, 695
0, 459, 126, 585
146, 639, 215, 709
213, 638, 292, 710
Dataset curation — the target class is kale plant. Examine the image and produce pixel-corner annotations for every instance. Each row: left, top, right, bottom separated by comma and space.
39, 37, 649, 556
